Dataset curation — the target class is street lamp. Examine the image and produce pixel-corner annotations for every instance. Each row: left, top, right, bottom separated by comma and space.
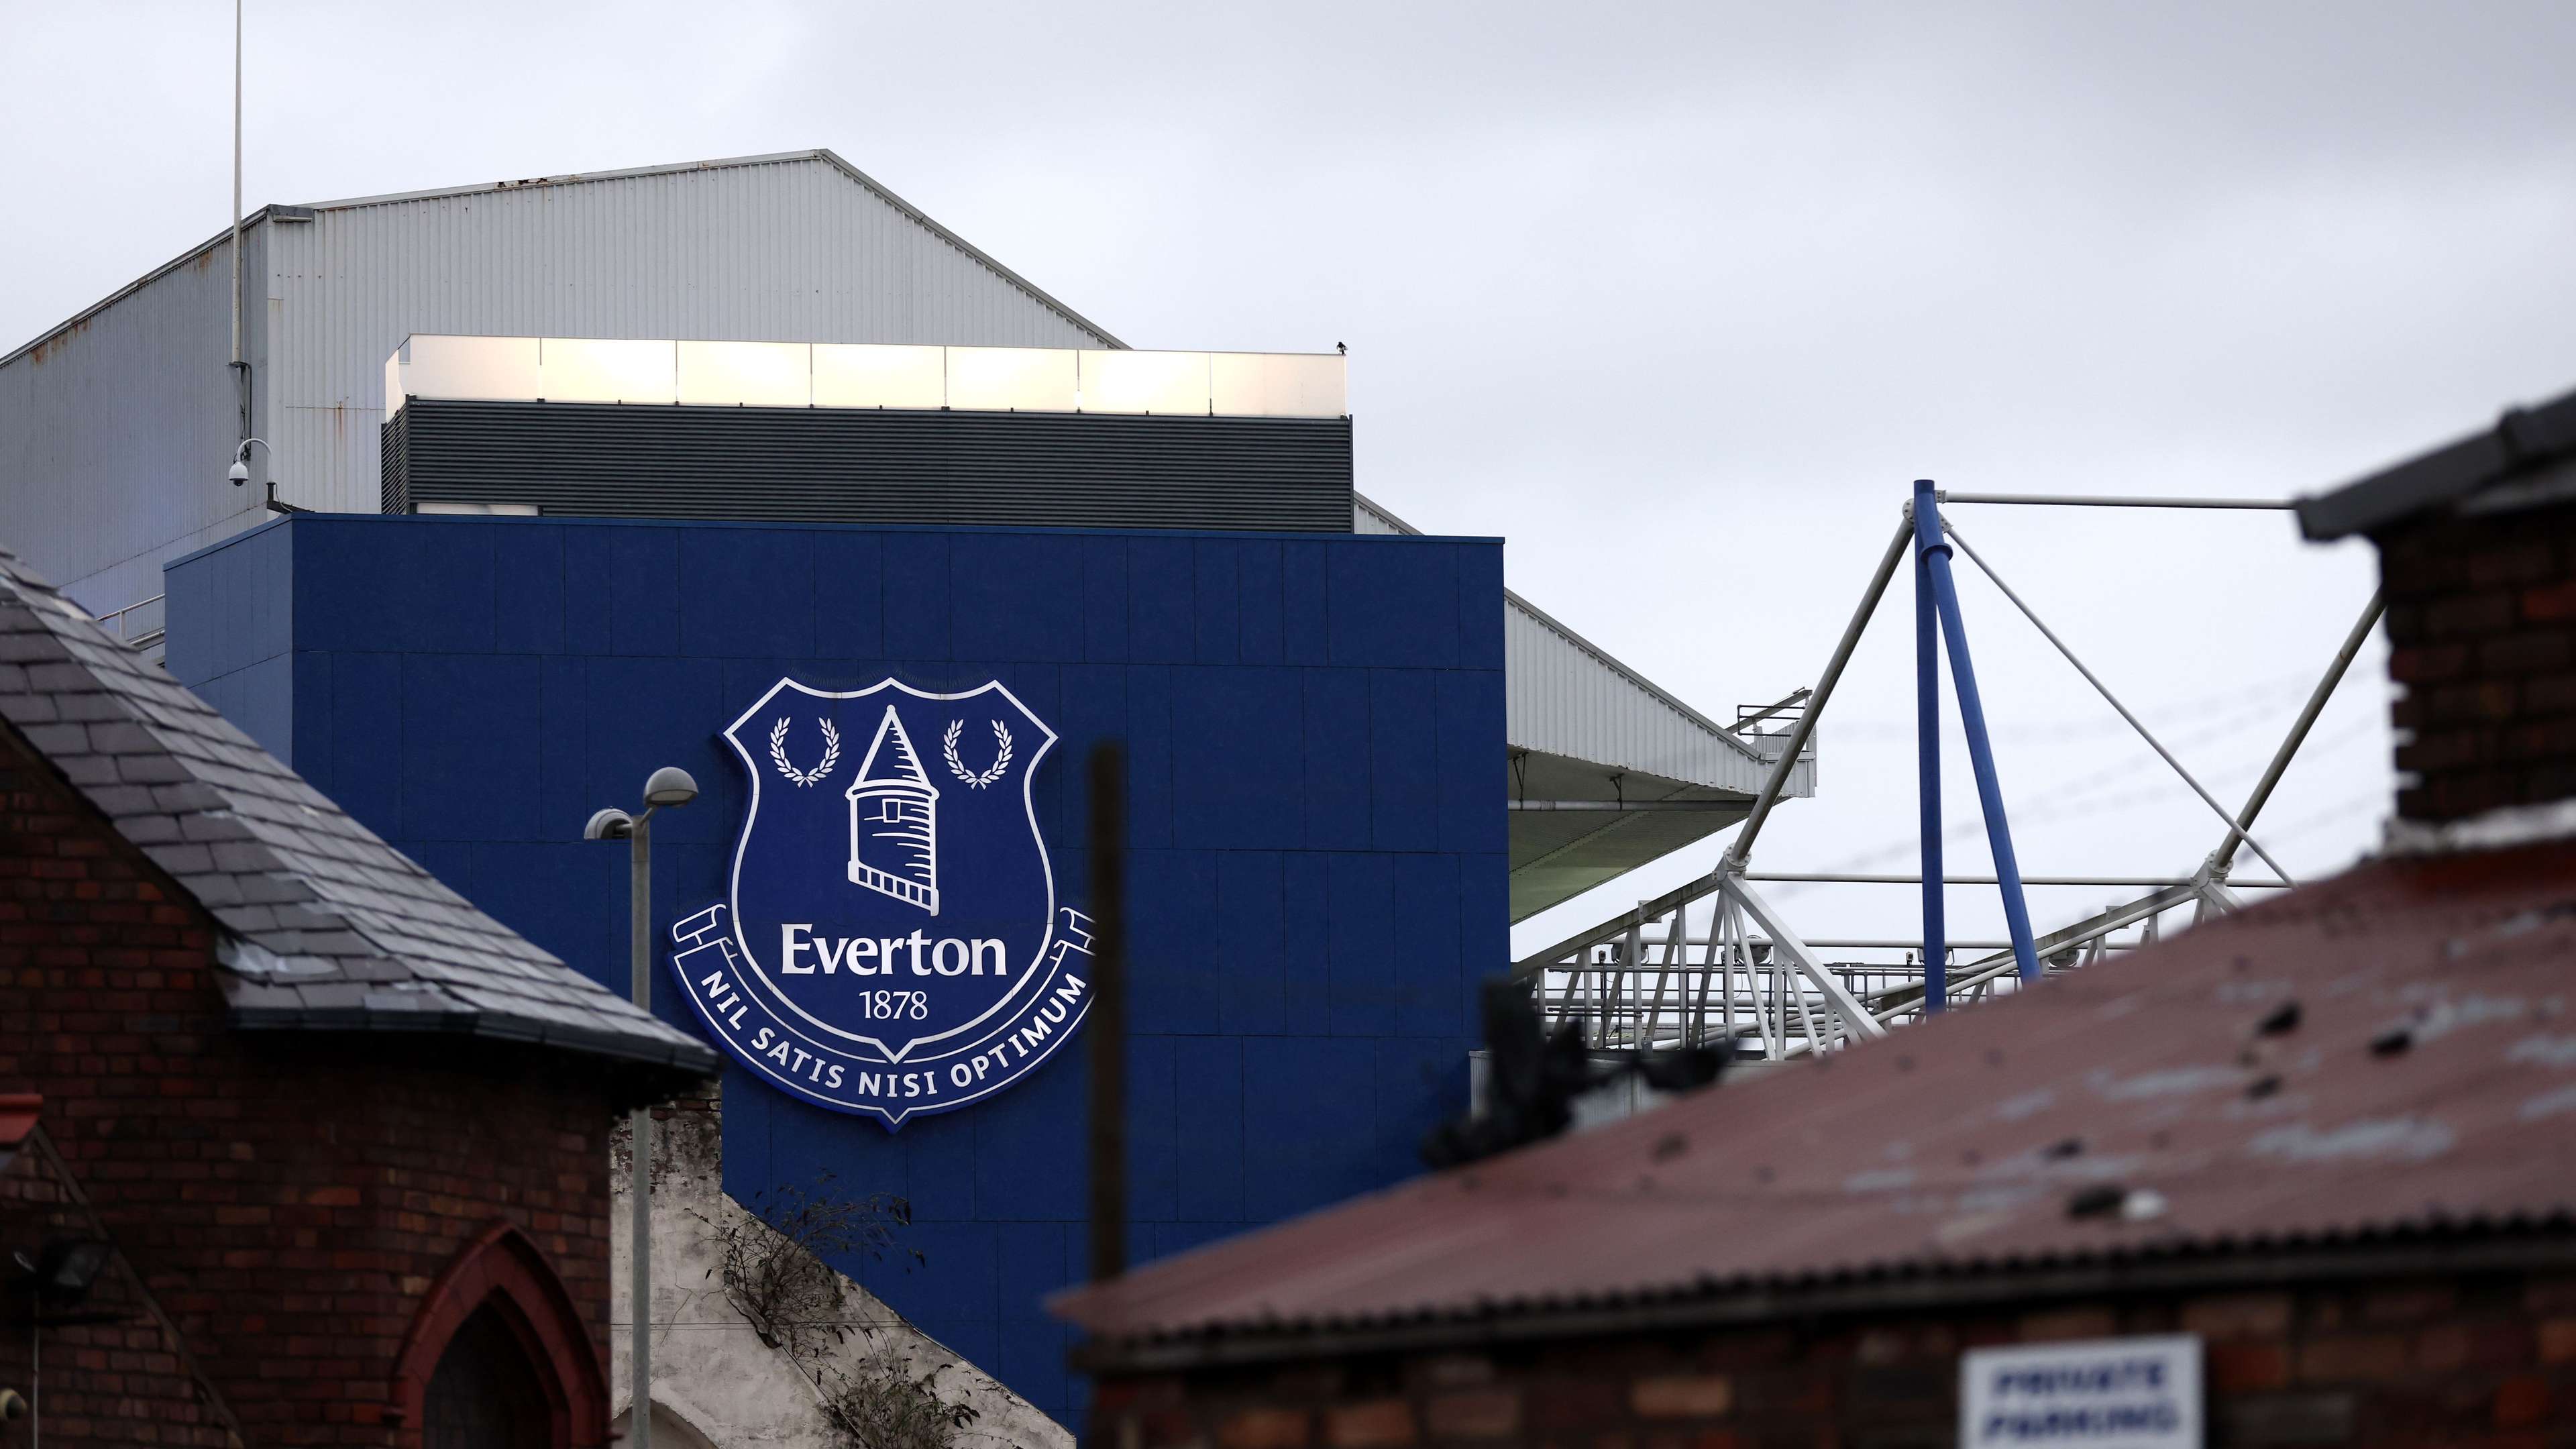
584, 765, 698, 1449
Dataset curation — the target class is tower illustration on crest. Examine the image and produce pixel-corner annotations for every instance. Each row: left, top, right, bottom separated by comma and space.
846, 704, 941, 914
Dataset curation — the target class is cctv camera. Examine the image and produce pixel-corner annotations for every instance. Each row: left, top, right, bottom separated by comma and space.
227, 460, 250, 486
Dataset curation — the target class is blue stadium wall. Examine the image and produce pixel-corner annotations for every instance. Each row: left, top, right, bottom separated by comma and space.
163, 513, 1506, 1423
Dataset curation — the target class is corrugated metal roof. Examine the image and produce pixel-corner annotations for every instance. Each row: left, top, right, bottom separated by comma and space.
1505, 590, 1776, 786
3, 149, 1130, 608
268, 151, 1119, 513
1053, 837, 2576, 1357
1, 149, 1118, 372
0, 541, 718, 1075
1354, 493, 1780, 794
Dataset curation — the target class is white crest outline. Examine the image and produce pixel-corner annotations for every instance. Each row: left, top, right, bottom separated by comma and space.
720, 676, 1059, 1063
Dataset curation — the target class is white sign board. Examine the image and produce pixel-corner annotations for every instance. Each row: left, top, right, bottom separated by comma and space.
1961, 1335, 2202, 1449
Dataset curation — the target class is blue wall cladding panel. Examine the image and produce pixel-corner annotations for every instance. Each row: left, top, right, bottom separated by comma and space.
162, 514, 1505, 1428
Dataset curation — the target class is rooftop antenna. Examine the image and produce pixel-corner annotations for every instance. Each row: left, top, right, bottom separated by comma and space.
229, 0, 248, 446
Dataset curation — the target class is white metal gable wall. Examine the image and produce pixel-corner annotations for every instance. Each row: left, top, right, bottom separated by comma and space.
0, 152, 1123, 609
267, 154, 1116, 515
0, 229, 262, 615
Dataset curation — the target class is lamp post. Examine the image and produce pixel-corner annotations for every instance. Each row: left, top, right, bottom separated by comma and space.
584, 767, 698, 1449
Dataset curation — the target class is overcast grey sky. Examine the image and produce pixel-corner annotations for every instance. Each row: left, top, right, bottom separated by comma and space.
7, 1, 2573, 955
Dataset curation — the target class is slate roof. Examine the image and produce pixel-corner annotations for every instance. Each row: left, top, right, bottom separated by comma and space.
1053, 835, 2576, 1366
0, 544, 718, 1075
2297, 382, 2576, 540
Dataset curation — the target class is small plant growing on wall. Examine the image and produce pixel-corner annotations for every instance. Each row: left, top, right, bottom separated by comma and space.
701, 1173, 916, 1360
700, 1175, 987, 1448
818, 1352, 983, 1449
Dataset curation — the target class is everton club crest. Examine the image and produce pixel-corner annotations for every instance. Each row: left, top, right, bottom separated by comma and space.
669, 678, 1092, 1128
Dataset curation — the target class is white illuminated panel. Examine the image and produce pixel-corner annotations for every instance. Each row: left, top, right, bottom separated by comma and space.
812, 344, 946, 409
388, 335, 542, 413
540, 339, 678, 404
1212, 352, 1345, 418
947, 347, 1077, 413
1082, 350, 1212, 415
388, 337, 1347, 418
680, 341, 811, 407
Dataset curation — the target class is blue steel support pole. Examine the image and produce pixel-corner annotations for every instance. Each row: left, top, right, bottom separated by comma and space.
1919, 515, 2044, 983
1912, 482, 1947, 1012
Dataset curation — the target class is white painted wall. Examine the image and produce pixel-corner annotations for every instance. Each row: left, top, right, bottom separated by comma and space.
610, 1102, 1071, 1449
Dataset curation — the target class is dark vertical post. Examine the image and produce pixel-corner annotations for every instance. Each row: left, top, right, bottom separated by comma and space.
1912, 481, 1947, 1013
1919, 519, 2043, 982
629, 812, 653, 1449
1086, 743, 1128, 1283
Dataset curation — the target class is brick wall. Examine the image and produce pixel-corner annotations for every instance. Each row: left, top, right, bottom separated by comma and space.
0, 1128, 235, 1445
2380, 497, 2576, 822
0, 720, 623, 1446
1091, 1268, 2576, 1448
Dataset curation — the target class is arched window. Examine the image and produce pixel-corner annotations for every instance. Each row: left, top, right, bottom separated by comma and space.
392, 1224, 609, 1448
426, 1303, 551, 1449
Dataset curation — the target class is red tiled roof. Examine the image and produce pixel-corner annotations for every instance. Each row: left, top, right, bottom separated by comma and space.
1053, 840, 2576, 1352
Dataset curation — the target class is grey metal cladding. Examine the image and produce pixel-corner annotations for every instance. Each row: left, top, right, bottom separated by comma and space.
384, 400, 1356, 532
0, 542, 718, 1076
380, 398, 409, 518
2, 149, 1126, 608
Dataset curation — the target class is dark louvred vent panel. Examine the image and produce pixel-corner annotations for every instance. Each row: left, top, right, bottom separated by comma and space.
381, 399, 1352, 533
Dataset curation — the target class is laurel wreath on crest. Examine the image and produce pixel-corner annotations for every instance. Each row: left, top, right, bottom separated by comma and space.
943, 719, 1014, 789
769, 717, 841, 788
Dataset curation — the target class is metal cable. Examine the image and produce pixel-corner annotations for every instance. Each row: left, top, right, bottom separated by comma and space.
1939, 519, 2300, 888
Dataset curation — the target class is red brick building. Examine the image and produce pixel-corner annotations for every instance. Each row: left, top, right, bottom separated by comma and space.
1052, 391, 2576, 1448
0, 545, 717, 1447
2298, 390, 2576, 825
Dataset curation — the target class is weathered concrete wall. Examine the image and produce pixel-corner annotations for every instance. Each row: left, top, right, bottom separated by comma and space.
611, 1092, 1073, 1449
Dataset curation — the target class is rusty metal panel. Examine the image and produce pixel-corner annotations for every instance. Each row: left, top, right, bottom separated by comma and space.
1053, 838, 2576, 1350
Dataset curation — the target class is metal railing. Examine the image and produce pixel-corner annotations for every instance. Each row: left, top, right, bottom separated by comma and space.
95, 594, 166, 651
1519, 875, 2241, 1057
1729, 694, 1818, 766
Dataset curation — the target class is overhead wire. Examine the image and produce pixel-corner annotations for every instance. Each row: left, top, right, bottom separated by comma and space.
1937, 518, 2300, 885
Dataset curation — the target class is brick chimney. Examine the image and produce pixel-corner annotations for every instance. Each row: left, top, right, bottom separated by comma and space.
2298, 392, 2576, 824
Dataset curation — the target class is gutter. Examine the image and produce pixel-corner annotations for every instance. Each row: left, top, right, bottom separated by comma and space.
1067, 1228, 2576, 1374
227, 1004, 722, 1076
2296, 391, 2576, 541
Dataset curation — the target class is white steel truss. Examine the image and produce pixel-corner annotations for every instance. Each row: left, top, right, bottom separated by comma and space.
1511, 492, 2384, 1061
